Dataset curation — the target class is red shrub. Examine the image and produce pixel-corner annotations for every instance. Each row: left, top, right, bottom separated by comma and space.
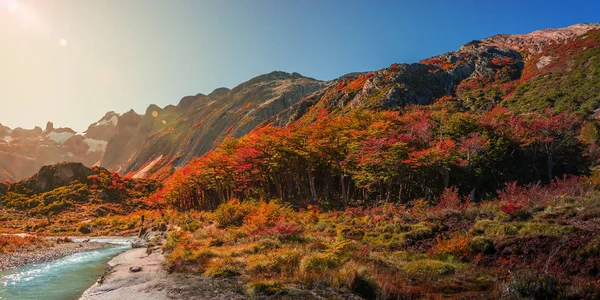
500, 203, 524, 217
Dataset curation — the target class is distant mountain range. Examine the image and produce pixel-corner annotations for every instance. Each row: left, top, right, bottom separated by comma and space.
1, 23, 599, 182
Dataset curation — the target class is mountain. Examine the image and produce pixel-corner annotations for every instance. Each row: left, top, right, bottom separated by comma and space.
0, 114, 119, 182
1, 24, 599, 183
0, 72, 323, 182
157, 23, 600, 209
101, 71, 323, 179
275, 23, 600, 125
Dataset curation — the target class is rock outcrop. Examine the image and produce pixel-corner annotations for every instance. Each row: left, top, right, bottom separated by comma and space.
22, 162, 93, 193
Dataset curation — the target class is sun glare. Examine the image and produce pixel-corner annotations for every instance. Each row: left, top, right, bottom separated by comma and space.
59, 38, 68, 46
8, 1, 17, 14
4, 0, 41, 29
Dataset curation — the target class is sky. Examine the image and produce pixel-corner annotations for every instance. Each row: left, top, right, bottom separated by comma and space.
1, 0, 599, 132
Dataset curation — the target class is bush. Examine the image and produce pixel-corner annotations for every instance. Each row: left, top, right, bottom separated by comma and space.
431, 234, 471, 257
247, 280, 287, 296
469, 236, 495, 254
300, 253, 340, 275
504, 270, 563, 299
402, 259, 458, 276
77, 224, 92, 234
333, 261, 379, 300
405, 222, 440, 241
204, 258, 242, 277
213, 199, 253, 228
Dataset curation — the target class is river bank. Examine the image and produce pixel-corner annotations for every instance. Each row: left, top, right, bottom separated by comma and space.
0, 239, 110, 271
79, 247, 248, 300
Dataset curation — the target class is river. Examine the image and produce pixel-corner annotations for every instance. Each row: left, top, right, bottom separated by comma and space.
0, 238, 132, 300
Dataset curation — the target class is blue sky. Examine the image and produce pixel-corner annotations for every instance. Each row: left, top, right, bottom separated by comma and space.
1, 0, 599, 131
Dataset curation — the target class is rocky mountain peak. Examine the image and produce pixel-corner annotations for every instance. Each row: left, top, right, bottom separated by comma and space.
44, 122, 54, 133
208, 87, 231, 99
478, 23, 600, 53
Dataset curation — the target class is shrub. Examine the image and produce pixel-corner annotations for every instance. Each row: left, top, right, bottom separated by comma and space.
252, 220, 303, 241
254, 237, 281, 252
504, 270, 563, 299
247, 280, 287, 296
300, 253, 340, 275
471, 220, 520, 236
500, 203, 524, 218
411, 199, 429, 216
469, 236, 495, 254
271, 249, 304, 276
338, 226, 365, 240
204, 258, 242, 277
402, 259, 458, 276
431, 234, 471, 257
405, 222, 440, 241
333, 261, 379, 300
213, 199, 253, 228
77, 224, 92, 234
518, 223, 573, 236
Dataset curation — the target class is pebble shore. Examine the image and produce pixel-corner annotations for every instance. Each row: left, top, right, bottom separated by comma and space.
0, 241, 110, 271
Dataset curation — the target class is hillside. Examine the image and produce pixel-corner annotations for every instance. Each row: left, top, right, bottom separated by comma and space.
147, 23, 600, 299
0, 162, 159, 235
104, 71, 324, 180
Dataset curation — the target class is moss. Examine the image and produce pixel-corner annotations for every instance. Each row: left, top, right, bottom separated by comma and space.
300, 253, 340, 274
518, 223, 573, 236
375, 222, 411, 234
333, 261, 379, 300
247, 280, 288, 296
246, 254, 273, 274
271, 249, 304, 276
204, 258, 242, 278
405, 222, 440, 240
402, 259, 459, 276
338, 226, 365, 240
472, 220, 520, 236
189, 248, 218, 262
469, 236, 495, 254
472, 220, 572, 237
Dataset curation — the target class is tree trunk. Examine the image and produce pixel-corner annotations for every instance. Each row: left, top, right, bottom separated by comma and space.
308, 169, 317, 204
441, 167, 450, 188
546, 143, 554, 182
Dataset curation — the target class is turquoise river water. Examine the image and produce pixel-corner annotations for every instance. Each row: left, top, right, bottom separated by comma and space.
0, 238, 132, 300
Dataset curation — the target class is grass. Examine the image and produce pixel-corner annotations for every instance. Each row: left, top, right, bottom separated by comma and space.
159, 178, 600, 298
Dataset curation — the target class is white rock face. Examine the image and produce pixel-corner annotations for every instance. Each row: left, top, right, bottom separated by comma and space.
83, 138, 108, 153
46, 131, 75, 144
2, 136, 11, 142
133, 155, 163, 179
95, 115, 118, 127
481, 23, 600, 54
536, 56, 554, 69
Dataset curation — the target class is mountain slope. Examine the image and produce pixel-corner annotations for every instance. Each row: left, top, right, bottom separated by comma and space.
102, 71, 324, 179
0, 162, 159, 234
275, 23, 600, 125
